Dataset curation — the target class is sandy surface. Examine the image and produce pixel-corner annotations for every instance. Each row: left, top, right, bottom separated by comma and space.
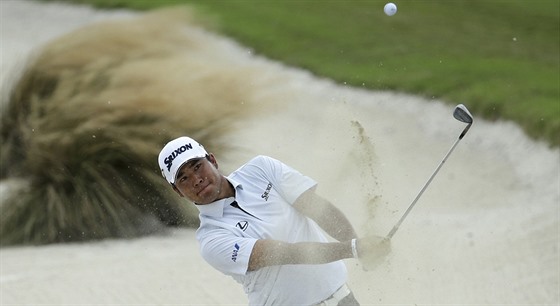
1, 1, 559, 305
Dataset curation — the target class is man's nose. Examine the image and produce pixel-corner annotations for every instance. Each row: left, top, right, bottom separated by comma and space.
192, 175, 203, 186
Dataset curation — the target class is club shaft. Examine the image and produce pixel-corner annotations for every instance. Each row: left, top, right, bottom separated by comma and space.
387, 124, 470, 238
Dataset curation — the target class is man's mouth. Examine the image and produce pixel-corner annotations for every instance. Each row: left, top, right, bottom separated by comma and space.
196, 182, 211, 196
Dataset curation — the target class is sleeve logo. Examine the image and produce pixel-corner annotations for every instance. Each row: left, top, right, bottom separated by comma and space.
261, 182, 273, 201
231, 243, 240, 262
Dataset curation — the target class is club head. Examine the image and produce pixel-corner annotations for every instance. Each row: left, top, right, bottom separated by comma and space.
453, 104, 473, 124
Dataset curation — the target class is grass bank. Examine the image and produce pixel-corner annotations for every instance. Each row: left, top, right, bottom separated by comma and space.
43, 0, 560, 146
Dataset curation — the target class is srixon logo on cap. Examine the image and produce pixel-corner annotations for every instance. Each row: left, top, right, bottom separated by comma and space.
164, 143, 193, 171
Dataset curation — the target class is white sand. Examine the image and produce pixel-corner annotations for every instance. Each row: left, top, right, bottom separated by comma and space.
1, 1, 558, 305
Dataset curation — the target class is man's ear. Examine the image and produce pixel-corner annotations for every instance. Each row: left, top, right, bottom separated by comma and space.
208, 153, 218, 169
172, 185, 184, 197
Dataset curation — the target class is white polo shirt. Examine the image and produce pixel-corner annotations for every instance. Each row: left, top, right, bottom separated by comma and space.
195, 155, 347, 305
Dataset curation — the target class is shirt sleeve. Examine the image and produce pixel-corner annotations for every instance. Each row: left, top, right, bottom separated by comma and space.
199, 229, 258, 276
252, 155, 317, 204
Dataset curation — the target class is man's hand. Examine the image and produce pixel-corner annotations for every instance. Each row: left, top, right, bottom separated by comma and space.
356, 235, 392, 270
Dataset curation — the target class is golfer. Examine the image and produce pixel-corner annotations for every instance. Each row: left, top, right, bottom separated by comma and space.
158, 136, 390, 306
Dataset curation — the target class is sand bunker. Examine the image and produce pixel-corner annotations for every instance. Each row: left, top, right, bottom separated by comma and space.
1, 1, 558, 304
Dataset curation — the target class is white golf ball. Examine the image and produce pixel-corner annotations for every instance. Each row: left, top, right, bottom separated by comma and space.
384, 2, 397, 16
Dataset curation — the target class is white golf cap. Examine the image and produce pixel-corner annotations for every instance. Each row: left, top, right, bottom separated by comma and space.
158, 136, 208, 185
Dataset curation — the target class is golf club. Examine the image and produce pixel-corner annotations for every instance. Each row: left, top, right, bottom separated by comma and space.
387, 104, 473, 239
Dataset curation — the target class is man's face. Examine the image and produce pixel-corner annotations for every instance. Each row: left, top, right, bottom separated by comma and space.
173, 154, 223, 204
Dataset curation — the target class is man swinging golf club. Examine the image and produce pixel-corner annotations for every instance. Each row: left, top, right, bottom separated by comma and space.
158, 137, 390, 306
157, 104, 473, 305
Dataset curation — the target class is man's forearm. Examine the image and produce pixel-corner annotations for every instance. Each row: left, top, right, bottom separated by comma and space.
317, 203, 358, 241
248, 239, 354, 271
293, 191, 358, 242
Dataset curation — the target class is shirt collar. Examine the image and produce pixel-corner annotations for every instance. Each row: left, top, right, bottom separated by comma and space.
194, 177, 242, 218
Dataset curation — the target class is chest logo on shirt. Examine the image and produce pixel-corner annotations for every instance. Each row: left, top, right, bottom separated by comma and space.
236, 221, 249, 231
261, 182, 273, 201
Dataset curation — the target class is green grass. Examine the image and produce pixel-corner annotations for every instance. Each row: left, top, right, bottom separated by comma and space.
42, 0, 560, 146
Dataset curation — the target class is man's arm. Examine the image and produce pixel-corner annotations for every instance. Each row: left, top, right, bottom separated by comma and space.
247, 188, 390, 272
247, 236, 391, 272
247, 239, 354, 271
292, 188, 358, 242
247, 188, 359, 272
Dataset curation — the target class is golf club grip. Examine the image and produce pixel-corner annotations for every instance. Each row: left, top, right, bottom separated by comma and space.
387, 136, 463, 239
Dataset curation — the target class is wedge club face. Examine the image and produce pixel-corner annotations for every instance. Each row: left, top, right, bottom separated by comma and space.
454, 104, 473, 124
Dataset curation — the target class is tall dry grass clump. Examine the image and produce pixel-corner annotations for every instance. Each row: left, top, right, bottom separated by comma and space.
0, 8, 258, 245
